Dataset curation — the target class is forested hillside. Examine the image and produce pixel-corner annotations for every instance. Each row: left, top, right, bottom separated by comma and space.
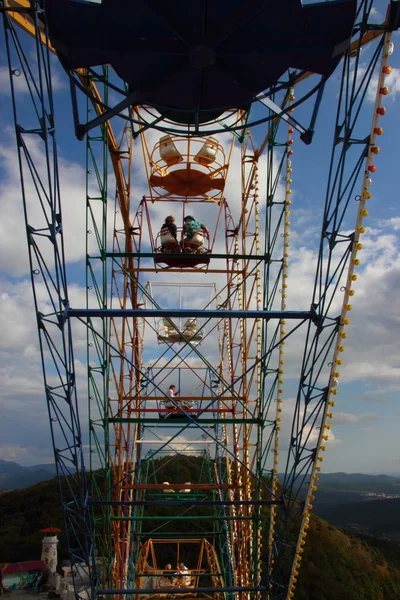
293, 514, 400, 600
0, 477, 66, 563
1, 462, 400, 599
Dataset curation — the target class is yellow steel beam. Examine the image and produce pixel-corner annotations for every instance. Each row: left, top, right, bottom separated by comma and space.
5, 0, 55, 52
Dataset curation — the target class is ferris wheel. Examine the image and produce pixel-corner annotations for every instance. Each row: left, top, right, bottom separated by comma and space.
2, 1, 399, 599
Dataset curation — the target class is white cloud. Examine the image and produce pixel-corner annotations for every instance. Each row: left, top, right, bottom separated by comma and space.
381, 216, 400, 231
370, 7, 383, 21
0, 444, 54, 465
0, 135, 88, 275
0, 66, 31, 95
302, 423, 342, 447
0, 61, 66, 97
366, 66, 400, 103
334, 412, 378, 425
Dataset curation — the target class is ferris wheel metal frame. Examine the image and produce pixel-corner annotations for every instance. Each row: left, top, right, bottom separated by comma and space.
2, 1, 400, 599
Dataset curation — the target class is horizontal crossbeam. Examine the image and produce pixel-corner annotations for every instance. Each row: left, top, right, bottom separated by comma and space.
112, 515, 257, 521
105, 251, 273, 260
108, 417, 259, 424
108, 396, 238, 401
89, 499, 279, 507
106, 408, 233, 413
99, 586, 268, 594
123, 484, 240, 490
69, 308, 315, 320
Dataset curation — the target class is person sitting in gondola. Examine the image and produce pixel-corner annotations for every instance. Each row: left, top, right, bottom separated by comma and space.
160, 384, 181, 418
160, 385, 194, 418
159, 216, 180, 252
167, 384, 180, 406
176, 562, 192, 587
182, 215, 209, 253
168, 385, 194, 410
159, 563, 173, 588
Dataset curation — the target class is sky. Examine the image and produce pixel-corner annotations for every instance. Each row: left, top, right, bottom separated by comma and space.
0, 1, 399, 475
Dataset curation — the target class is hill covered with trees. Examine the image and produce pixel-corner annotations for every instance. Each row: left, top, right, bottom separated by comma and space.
1, 462, 400, 599
294, 514, 400, 600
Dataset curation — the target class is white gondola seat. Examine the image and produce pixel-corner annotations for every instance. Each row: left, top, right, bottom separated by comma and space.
159, 226, 178, 250
159, 135, 183, 166
194, 137, 218, 166
157, 318, 203, 345
182, 318, 203, 342
158, 318, 179, 343
162, 482, 175, 493
183, 229, 206, 254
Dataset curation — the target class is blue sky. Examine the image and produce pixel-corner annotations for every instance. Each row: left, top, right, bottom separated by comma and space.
0, 1, 399, 475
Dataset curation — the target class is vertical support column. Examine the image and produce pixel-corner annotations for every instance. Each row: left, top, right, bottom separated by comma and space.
85, 66, 111, 588
2, 4, 94, 596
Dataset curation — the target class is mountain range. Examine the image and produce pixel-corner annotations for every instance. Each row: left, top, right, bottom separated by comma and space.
0, 459, 57, 490
3, 459, 400, 493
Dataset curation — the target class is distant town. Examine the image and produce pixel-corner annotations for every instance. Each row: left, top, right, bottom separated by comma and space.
360, 492, 400, 499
